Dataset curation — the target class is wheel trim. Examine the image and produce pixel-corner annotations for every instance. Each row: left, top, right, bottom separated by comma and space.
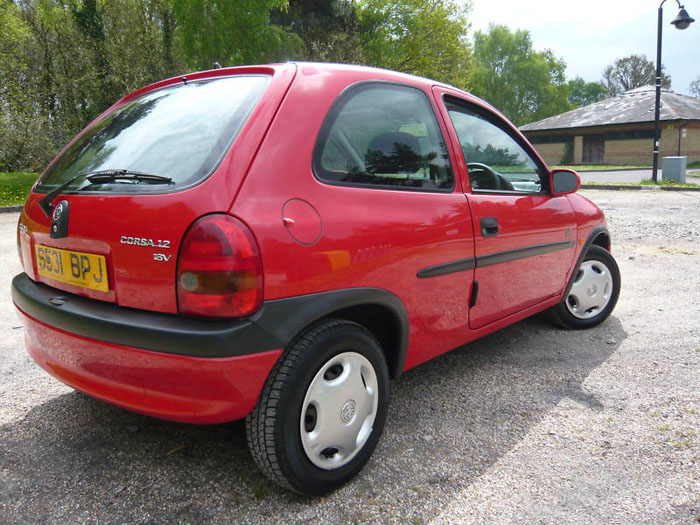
566, 260, 614, 320
300, 352, 378, 470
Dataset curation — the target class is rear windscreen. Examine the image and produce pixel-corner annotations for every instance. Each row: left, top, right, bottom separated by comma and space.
35, 75, 270, 193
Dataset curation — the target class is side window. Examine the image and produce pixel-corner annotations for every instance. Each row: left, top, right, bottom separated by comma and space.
314, 83, 454, 191
445, 101, 545, 193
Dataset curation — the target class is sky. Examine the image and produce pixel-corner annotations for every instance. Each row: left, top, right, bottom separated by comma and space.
467, 0, 700, 95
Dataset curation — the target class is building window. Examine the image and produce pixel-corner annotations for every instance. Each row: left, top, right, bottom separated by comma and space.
604, 130, 654, 140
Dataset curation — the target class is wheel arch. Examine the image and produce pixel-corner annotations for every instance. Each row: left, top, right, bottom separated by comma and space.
590, 230, 611, 250
320, 303, 405, 379
251, 288, 409, 379
563, 225, 611, 299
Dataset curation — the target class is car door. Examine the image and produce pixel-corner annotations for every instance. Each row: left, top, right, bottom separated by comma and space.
434, 88, 577, 329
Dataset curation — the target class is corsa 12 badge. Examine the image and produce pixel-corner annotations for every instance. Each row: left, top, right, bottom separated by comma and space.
50, 200, 69, 239
119, 235, 172, 262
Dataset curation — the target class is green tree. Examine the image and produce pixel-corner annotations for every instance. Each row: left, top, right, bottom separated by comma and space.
172, 0, 299, 69
73, 0, 116, 109
0, 1, 50, 171
567, 77, 607, 108
601, 54, 671, 96
1, 0, 191, 171
272, 0, 363, 63
357, 0, 472, 89
690, 76, 700, 97
101, 0, 185, 94
471, 25, 570, 126
1, 0, 99, 170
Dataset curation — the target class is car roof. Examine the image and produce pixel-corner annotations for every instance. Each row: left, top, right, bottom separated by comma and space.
122, 61, 489, 107
108, 61, 505, 134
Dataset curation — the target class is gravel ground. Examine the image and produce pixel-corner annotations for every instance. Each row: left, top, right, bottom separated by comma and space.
1, 190, 699, 524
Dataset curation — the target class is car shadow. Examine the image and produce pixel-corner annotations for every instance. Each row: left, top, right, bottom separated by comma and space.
0, 316, 627, 524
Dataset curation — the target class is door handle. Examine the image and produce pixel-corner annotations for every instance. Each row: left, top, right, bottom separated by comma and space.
480, 217, 499, 237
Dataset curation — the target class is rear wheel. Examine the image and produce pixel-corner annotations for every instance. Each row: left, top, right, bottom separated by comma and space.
549, 245, 620, 329
246, 319, 389, 495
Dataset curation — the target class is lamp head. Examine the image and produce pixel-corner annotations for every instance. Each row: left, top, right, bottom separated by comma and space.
671, 7, 695, 30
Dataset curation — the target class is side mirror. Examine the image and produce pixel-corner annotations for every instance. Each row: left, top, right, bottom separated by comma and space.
550, 168, 580, 195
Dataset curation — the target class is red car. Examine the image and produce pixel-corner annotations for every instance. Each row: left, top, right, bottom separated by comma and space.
12, 63, 620, 495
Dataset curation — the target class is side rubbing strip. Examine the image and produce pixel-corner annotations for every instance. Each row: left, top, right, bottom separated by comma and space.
417, 257, 476, 278
417, 241, 574, 278
476, 240, 574, 268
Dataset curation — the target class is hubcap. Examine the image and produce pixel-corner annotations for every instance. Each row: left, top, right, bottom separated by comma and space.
566, 259, 614, 319
300, 352, 378, 470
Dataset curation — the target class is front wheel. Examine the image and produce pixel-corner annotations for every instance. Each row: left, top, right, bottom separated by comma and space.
246, 319, 389, 495
549, 245, 621, 329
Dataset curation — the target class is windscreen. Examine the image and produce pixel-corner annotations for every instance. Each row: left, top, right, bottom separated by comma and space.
35, 75, 270, 193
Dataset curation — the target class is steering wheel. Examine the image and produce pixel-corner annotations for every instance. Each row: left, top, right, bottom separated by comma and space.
467, 162, 502, 190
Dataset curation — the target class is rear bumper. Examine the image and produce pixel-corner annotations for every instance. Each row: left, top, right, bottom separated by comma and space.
12, 273, 282, 423
11, 273, 282, 358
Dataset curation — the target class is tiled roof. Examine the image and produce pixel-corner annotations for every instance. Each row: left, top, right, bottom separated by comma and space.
520, 86, 700, 131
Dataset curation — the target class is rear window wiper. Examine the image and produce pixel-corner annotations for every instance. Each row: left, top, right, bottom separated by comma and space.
38, 173, 87, 218
38, 169, 172, 218
85, 169, 173, 184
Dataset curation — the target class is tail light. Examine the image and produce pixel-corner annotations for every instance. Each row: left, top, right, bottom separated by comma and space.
177, 214, 262, 317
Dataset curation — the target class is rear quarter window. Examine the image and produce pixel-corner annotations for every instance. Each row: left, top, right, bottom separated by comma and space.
36, 75, 270, 194
313, 83, 454, 192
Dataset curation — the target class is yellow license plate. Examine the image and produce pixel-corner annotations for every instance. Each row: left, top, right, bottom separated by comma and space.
35, 245, 110, 292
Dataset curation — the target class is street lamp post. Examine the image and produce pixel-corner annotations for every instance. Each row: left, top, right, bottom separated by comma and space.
652, 1, 694, 182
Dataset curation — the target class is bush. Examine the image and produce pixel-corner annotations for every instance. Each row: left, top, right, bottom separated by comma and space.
562, 141, 574, 164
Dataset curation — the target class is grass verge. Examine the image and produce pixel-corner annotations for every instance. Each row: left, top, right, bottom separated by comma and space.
0, 172, 39, 206
640, 178, 700, 188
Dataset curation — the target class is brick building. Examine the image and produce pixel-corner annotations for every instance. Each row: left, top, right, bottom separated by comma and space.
520, 86, 700, 165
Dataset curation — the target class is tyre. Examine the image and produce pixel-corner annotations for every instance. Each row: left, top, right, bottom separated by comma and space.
246, 319, 390, 495
549, 245, 621, 329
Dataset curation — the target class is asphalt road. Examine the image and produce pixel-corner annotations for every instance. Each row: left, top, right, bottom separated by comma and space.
1, 190, 699, 524
578, 169, 700, 185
